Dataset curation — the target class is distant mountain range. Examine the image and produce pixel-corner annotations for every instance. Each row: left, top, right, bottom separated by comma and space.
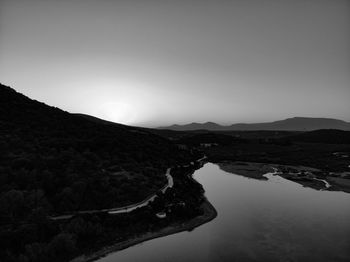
159, 117, 350, 131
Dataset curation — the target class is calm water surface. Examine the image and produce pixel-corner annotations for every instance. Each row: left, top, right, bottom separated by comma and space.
99, 163, 350, 262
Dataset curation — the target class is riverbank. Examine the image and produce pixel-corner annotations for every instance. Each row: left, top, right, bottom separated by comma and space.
71, 199, 217, 262
327, 176, 350, 193
205, 142, 350, 192
217, 161, 332, 191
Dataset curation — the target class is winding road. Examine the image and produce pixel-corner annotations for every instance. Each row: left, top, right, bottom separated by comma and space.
51, 156, 206, 220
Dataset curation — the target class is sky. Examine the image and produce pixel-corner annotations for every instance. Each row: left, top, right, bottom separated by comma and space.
0, 0, 349, 127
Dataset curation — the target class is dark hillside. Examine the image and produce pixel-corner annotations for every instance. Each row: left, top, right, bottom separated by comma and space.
0, 83, 192, 216
0, 83, 201, 262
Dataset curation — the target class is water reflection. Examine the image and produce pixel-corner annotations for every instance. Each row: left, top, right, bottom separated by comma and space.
98, 163, 350, 262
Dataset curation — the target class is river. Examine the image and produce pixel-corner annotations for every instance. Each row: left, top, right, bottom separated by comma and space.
98, 163, 350, 262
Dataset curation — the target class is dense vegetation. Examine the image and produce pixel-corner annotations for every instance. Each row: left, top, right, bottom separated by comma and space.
0, 164, 205, 262
205, 141, 350, 172
0, 84, 197, 261
284, 129, 350, 144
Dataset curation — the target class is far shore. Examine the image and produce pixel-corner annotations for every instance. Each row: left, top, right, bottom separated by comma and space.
216, 160, 350, 192
71, 199, 217, 262
218, 161, 274, 180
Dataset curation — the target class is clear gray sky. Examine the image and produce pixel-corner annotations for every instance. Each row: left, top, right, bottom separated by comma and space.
1, 0, 349, 126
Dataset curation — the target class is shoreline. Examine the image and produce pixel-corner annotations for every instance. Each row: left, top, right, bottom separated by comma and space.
71, 199, 217, 262
217, 161, 274, 180
215, 160, 345, 192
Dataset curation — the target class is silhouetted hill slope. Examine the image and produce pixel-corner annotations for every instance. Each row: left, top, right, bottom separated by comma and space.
285, 129, 350, 144
0, 83, 192, 215
74, 113, 128, 127
159, 117, 350, 131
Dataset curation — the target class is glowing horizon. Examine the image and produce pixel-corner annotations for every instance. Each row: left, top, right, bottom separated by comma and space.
1, 0, 349, 127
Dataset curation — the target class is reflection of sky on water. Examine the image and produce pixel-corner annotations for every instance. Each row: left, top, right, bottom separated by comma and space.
99, 163, 350, 262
